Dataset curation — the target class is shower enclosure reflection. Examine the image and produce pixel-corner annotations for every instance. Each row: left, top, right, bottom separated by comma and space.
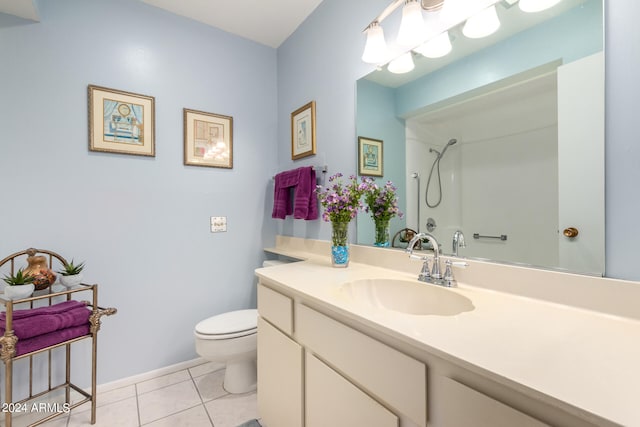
425, 138, 457, 208
355, 0, 604, 275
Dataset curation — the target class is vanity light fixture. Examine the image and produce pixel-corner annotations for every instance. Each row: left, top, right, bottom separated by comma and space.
421, 0, 445, 11
397, 0, 427, 47
519, 0, 562, 13
414, 31, 452, 58
462, 5, 500, 39
439, 0, 472, 27
362, 21, 389, 64
362, 0, 563, 73
388, 51, 416, 74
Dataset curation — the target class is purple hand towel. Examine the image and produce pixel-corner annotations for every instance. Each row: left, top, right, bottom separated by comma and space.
272, 166, 318, 220
293, 167, 318, 220
0, 306, 91, 340
14, 324, 90, 356
272, 168, 300, 219
0, 300, 87, 320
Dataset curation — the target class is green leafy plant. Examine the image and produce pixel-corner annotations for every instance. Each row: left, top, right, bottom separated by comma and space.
2, 268, 35, 286
57, 260, 85, 276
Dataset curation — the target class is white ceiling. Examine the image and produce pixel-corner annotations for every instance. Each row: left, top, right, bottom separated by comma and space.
0, 0, 324, 48
140, 0, 324, 48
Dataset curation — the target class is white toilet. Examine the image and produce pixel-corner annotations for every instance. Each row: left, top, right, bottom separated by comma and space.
194, 259, 288, 394
194, 309, 258, 393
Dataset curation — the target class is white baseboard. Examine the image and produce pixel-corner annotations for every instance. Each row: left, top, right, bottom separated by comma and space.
96, 357, 208, 393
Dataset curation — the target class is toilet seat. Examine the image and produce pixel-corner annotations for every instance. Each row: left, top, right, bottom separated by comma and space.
195, 309, 257, 340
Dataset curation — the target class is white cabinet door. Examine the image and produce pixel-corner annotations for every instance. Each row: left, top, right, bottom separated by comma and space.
297, 304, 427, 426
257, 317, 303, 427
306, 352, 399, 427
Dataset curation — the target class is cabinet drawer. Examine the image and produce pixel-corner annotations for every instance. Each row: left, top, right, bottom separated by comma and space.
257, 283, 293, 335
306, 352, 399, 427
297, 304, 426, 427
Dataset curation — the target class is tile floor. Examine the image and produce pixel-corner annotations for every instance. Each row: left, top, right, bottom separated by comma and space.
7, 361, 259, 427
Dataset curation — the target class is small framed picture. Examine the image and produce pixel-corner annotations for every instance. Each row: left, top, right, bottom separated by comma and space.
358, 136, 383, 177
291, 101, 316, 160
183, 108, 233, 169
88, 85, 155, 157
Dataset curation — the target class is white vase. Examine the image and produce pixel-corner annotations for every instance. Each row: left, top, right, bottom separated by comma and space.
3, 284, 35, 300
59, 273, 83, 289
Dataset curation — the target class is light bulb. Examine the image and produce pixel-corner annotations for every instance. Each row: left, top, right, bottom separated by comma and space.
463, 5, 500, 39
362, 22, 388, 64
388, 52, 415, 74
397, 0, 426, 47
415, 31, 452, 58
440, 0, 470, 27
519, 0, 562, 13
423, 8, 445, 40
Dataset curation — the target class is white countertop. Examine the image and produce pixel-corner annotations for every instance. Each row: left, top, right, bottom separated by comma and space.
256, 249, 640, 427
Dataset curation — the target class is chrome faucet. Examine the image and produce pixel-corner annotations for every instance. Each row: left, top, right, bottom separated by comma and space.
452, 230, 466, 256
407, 232, 467, 287
406, 232, 443, 283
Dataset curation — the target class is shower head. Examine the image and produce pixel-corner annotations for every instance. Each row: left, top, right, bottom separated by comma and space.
411, 172, 420, 178
438, 138, 457, 158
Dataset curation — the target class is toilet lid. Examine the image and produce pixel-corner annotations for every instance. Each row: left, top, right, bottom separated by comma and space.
195, 309, 258, 336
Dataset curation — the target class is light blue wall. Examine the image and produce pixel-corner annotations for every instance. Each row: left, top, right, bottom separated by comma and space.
605, 1, 640, 280
274, 0, 390, 241
277, 0, 640, 281
0, 0, 277, 386
355, 79, 407, 244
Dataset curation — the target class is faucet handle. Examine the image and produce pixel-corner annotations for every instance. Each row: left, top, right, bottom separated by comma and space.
449, 261, 469, 268
418, 257, 431, 282
443, 260, 468, 287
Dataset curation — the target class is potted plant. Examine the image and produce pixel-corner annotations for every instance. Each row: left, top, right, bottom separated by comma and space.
315, 173, 364, 267
57, 259, 85, 288
360, 177, 404, 247
2, 268, 35, 300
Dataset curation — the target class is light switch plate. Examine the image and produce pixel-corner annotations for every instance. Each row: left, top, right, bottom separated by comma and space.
210, 216, 227, 232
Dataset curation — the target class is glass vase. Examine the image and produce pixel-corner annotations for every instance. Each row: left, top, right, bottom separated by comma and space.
331, 220, 350, 268
374, 218, 390, 247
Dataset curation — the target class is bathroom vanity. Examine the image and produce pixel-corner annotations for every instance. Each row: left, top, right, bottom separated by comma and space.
255, 236, 640, 427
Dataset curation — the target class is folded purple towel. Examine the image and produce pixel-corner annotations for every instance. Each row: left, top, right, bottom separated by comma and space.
272, 166, 318, 220
0, 306, 91, 340
293, 167, 318, 220
0, 300, 87, 320
272, 168, 298, 219
15, 324, 90, 356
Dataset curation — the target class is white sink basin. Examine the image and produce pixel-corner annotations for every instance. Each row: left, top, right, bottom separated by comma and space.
339, 278, 474, 316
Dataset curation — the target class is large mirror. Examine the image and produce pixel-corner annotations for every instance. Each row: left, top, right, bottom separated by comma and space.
356, 0, 604, 276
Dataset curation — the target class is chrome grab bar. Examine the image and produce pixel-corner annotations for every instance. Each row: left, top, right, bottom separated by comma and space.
473, 233, 507, 241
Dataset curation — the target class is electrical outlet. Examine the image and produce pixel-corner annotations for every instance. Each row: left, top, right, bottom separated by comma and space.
210, 216, 227, 232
